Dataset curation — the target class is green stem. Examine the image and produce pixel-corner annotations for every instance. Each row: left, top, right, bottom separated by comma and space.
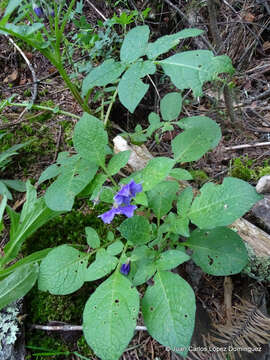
8, 102, 80, 119
104, 89, 118, 128
101, 165, 117, 187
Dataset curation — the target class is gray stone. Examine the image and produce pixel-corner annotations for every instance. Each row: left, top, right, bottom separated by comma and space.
0, 299, 25, 360
256, 175, 270, 194
251, 195, 270, 233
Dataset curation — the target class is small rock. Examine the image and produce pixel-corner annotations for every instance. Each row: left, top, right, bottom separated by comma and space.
256, 175, 270, 194
252, 195, 270, 233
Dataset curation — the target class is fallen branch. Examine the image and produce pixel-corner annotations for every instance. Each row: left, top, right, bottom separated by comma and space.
224, 142, 270, 151
6, 35, 37, 104
30, 324, 147, 331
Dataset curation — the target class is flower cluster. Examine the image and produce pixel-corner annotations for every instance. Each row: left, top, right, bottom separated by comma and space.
98, 180, 142, 224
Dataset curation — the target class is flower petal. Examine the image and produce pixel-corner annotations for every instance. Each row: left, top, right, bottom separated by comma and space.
98, 208, 118, 224
119, 205, 137, 218
129, 179, 142, 197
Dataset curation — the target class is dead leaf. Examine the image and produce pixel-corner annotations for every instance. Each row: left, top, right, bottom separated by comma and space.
243, 12, 255, 22
3, 69, 19, 83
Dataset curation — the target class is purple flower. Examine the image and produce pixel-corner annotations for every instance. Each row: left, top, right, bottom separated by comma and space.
98, 180, 142, 224
98, 205, 137, 224
120, 262, 130, 275
50, 10, 55, 17
33, 5, 44, 17
114, 180, 142, 205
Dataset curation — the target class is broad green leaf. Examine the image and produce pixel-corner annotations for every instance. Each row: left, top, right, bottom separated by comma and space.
73, 113, 108, 166
88, 173, 107, 201
134, 191, 148, 206
82, 59, 125, 96
177, 187, 193, 215
120, 25, 150, 63
0, 195, 7, 223
83, 272, 140, 360
0, 0, 21, 25
141, 157, 175, 191
0, 248, 51, 281
132, 260, 156, 286
99, 186, 114, 203
163, 212, 190, 237
169, 168, 193, 180
0, 263, 39, 311
38, 245, 88, 295
84, 249, 117, 281
38, 163, 62, 184
142, 270, 195, 357
189, 177, 262, 229
118, 61, 156, 113
130, 245, 156, 261
118, 215, 151, 245
146, 28, 203, 59
4, 23, 44, 37
2, 179, 26, 192
0, 180, 12, 199
107, 241, 123, 256
155, 250, 190, 271
160, 50, 234, 96
0, 140, 31, 167
44, 155, 98, 211
146, 112, 162, 137
160, 92, 182, 121
85, 226, 100, 249
0, 182, 59, 267
188, 227, 248, 275
172, 116, 221, 163
147, 181, 178, 219
107, 150, 130, 175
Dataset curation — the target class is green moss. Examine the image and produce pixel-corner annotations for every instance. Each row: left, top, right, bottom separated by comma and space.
230, 157, 270, 182
77, 336, 95, 357
229, 157, 256, 181
26, 332, 70, 360
23, 201, 114, 254
190, 169, 209, 185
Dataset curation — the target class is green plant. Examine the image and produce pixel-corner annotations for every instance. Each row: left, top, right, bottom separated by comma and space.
0, 132, 32, 230
0, 7, 263, 360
